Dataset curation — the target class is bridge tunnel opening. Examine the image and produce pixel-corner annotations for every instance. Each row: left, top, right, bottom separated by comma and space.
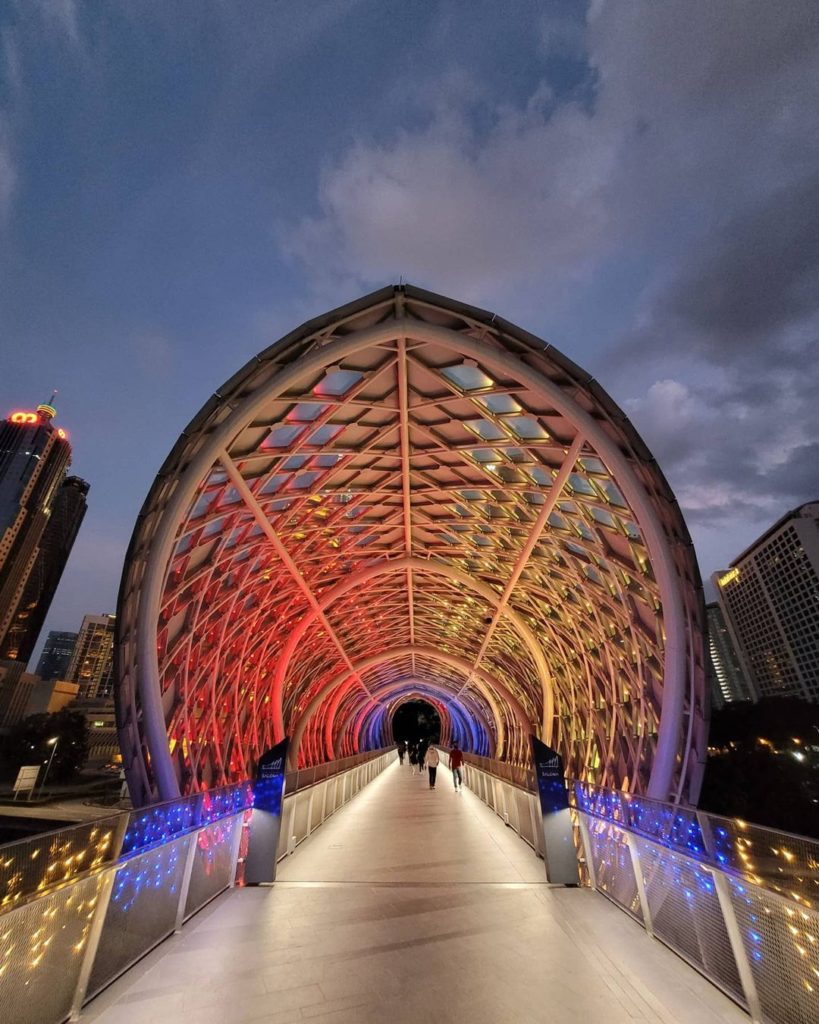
390, 698, 441, 746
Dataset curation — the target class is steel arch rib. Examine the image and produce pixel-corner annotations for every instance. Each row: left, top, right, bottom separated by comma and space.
120, 289, 702, 805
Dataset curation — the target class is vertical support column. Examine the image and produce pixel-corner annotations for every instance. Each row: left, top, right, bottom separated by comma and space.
710, 870, 763, 1023
623, 831, 654, 937
576, 813, 597, 889
229, 811, 246, 887
68, 866, 117, 1020
174, 833, 199, 932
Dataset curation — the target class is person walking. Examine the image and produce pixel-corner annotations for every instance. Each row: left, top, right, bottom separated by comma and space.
417, 742, 426, 773
426, 744, 440, 789
397, 741, 406, 766
449, 742, 464, 791
409, 744, 418, 773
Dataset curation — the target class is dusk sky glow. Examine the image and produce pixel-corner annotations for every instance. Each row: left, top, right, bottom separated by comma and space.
0, 1, 817, 661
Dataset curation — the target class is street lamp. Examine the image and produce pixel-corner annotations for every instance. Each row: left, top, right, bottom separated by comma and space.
39, 737, 59, 795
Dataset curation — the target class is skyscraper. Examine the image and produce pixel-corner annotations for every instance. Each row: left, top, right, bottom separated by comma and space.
0, 401, 75, 661
0, 476, 88, 664
65, 614, 116, 699
705, 602, 754, 708
714, 501, 819, 702
36, 629, 79, 681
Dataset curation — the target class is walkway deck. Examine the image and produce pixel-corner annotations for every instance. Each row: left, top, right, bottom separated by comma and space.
84, 761, 748, 1024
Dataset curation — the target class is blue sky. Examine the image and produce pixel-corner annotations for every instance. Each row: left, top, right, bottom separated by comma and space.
1, 1, 817, 660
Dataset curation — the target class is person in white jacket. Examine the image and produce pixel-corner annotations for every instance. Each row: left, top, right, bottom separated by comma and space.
425, 743, 440, 789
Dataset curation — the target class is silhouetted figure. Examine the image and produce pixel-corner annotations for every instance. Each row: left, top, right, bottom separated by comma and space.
426, 744, 440, 789
397, 741, 406, 765
417, 742, 426, 773
409, 744, 418, 773
449, 742, 464, 792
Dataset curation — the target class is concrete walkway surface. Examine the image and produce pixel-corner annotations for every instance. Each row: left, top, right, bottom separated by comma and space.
83, 760, 748, 1024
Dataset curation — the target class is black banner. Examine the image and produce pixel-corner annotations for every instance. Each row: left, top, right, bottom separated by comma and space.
254, 738, 289, 814
531, 736, 570, 817
530, 735, 579, 885
244, 737, 289, 885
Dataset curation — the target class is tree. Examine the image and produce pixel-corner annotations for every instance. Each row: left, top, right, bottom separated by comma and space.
3, 708, 89, 784
699, 697, 819, 838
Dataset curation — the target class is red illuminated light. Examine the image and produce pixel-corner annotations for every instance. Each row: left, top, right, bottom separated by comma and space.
10, 411, 38, 424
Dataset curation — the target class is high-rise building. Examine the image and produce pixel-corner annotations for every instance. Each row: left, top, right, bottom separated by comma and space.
65, 614, 116, 699
713, 501, 819, 702
26, 677, 79, 716
0, 401, 75, 661
0, 660, 39, 728
705, 602, 754, 708
36, 629, 79, 681
1, 477, 88, 664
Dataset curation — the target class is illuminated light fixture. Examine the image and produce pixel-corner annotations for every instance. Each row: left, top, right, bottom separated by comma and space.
57, 428, 67, 439
718, 568, 740, 587
10, 411, 39, 424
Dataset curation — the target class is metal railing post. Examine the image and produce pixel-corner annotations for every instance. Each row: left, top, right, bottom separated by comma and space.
228, 812, 245, 887
69, 811, 129, 1020
68, 865, 117, 1020
174, 832, 199, 932
709, 869, 763, 1023
576, 812, 597, 889
623, 831, 654, 937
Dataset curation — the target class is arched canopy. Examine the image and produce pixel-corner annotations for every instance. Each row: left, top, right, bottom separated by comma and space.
116, 284, 706, 806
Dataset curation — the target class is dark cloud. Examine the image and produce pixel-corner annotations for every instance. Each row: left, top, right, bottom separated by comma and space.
663, 176, 819, 353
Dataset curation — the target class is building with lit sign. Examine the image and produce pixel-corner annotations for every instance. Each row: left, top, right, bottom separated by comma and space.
705, 602, 754, 707
713, 501, 819, 702
1, 476, 88, 665
116, 285, 707, 807
0, 400, 76, 663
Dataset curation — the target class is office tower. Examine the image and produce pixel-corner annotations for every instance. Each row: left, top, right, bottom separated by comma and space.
713, 501, 819, 702
705, 602, 754, 708
0, 660, 39, 728
1, 476, 88, 664
26, 677, 79, 716
0, 401, 74, 659
36, 629, 79, 680
65, 614, 116, 699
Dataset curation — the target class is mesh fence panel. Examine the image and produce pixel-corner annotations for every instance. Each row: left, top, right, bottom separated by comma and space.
184, 815, 241, 920
583, 815, 642, 921
728, 878, 819, 1024
87, 835, 190, 996
635, 836, 744, 1004
0, 816, 122, 910
0, 872, 105, 1024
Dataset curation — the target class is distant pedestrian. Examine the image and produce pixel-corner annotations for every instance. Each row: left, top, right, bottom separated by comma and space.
397, 741, 406, 765
449, 743, 464, 791
409, 744, 418, 773
417, 743, 426, 772
426, 744, 440, 789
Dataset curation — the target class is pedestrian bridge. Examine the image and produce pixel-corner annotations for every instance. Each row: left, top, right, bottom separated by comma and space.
1, 750, 815, 1024
4, 286, 807, 1023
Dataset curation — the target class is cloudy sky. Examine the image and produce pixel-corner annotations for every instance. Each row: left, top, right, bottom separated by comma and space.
1, 0, 817, 660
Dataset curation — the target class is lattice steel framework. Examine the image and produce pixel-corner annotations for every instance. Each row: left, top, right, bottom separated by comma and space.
116, 285, 707, 807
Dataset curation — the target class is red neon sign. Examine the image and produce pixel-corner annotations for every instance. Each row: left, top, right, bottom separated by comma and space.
10, 411, 38, 424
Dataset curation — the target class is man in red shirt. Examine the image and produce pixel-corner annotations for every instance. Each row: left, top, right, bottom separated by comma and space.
449, 743, 464, 792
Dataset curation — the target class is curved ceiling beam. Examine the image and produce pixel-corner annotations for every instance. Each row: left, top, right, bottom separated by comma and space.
270, 554, 553, 743
287, 644, 519, 766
